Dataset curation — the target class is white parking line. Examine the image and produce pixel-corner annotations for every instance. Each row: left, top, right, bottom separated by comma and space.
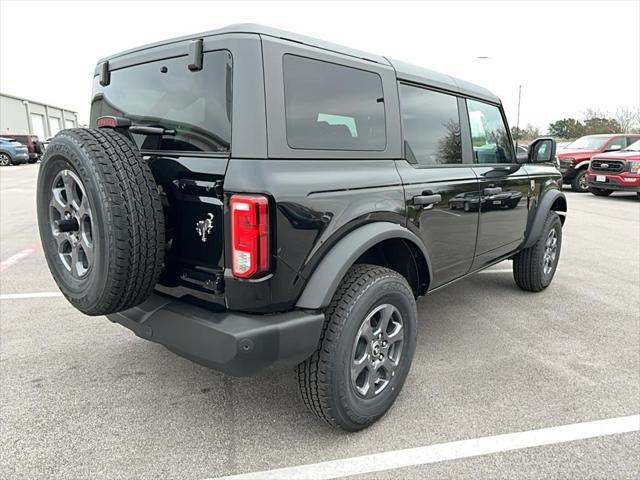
209, 415, 640, 480
0, 292, 62, 300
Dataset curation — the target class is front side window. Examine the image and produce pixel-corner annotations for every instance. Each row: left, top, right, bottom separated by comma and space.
626, 136, 638, 146
399, 84, 462, 165
283, 55, 386, 151
91, 50, 232, 153
607, 137, 626, 150
625, 139, 640, 151
467, 99, 514, 164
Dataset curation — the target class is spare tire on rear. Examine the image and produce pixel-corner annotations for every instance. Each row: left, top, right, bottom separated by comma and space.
37, 128, 165, 316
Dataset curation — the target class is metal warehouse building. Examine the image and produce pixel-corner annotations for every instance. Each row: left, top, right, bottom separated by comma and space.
0, 92, 78, 139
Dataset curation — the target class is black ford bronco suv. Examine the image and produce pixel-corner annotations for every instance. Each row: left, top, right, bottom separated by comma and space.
37, 24, 566, 431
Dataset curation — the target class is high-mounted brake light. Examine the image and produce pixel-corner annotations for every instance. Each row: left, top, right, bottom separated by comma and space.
230, 194, 270, 279
96, 116, 132, 129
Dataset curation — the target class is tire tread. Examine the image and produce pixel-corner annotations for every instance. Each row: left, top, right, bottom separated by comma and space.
41, 128, 164, 315
296, 264, 410, 429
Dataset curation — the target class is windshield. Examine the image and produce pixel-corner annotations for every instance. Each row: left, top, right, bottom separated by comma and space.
625, 140, 640, 151
566, 136, 609, 150
90, 50, 232, 153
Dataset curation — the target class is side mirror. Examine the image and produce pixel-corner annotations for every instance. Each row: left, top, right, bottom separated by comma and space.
527, 137, 557, 163
604, 144, 623, 152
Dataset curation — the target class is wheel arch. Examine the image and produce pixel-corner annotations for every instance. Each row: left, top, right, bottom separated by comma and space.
295, 222, 432, 310
574, 160, 591, 170
522, 189, 567, 249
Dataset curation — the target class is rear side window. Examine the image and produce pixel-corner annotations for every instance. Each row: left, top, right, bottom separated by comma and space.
283, 55, 386, 151
467, 99, 514, 164
399, 84, 462, 165
91, 50, 232, 153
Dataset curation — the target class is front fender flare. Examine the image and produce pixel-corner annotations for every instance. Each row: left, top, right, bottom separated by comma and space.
575, 160, 591, 170
295, 222, 432, 310
522, 190, 567, 249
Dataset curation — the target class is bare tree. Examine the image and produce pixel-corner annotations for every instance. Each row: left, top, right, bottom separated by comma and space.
614, 106, 640, 133
583, 108, 606, 120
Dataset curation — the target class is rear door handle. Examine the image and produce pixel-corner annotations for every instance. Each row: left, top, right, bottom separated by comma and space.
483, 187, 502, 195
412, 194, 442, 206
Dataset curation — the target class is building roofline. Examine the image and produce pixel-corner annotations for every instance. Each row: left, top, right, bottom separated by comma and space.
0, 92, 78, 115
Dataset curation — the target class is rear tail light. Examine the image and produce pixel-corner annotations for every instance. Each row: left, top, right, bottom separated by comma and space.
230, 194, 270, 278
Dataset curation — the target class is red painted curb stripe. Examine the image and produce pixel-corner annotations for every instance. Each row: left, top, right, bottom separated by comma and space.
0, 242, 42, 273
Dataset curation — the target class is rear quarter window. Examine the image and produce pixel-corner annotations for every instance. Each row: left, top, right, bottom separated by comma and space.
283, 54, 386, 151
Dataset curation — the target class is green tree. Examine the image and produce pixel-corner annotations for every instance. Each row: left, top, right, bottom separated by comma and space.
511, 124, 541, 142
548, 118, 584, 138
583, 117, 621, 135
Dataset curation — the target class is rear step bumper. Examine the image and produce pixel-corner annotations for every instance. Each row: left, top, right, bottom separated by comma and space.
107, 294, 325, 377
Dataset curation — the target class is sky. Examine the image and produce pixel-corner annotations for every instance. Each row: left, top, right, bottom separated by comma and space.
1, 0, 639, 131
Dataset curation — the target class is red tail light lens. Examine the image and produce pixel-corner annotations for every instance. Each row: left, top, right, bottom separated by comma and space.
230, 194, 270, 278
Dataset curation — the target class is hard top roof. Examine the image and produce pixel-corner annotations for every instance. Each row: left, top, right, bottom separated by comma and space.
98, 23, 499, 103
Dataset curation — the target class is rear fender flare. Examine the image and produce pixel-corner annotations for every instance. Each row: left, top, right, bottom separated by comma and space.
295, 222, 432, 310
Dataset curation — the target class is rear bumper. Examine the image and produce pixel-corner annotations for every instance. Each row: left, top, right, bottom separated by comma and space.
13, 153, 29, 163
107, 294, 325, 376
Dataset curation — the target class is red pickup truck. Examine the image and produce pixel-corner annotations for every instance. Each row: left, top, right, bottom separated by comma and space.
586, 140, 640, 198
557, 134, 640, 192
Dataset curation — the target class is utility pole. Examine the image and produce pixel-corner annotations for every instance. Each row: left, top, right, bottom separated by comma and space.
515, 84, 522, 150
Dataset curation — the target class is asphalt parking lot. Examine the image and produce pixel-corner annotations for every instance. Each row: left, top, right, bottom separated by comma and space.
1, 163, 638, 479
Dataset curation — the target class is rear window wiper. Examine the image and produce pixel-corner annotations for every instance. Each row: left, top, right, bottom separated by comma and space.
129, 125, 176, 136
97, 116, 175, 136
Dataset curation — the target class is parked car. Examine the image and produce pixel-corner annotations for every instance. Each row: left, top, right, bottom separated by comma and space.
36, 24, 566, 431
586, 139, 640, 198
2, 134, 43, 163
0, 137, 29, 166
557, 134, 640, 192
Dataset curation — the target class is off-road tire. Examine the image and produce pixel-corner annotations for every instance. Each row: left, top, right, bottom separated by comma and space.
37, 128, 165, 315
589, 187, 613, 197
513, 212, 562, 292
570, 169, 589, 192
296, 264, 417, 431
